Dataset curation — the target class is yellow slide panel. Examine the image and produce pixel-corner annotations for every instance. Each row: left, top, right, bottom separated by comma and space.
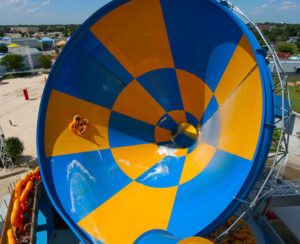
44, 90, 110, 157
111, 143, 164, 180
180, 143, 216, 184
113, 80, 166, 125
176, 69, 213, 121
214, 34, 257, 106
218, 67, 263, 160
90, 0, 174, 78
168, 110, 187, 125
78, 182, 178, 244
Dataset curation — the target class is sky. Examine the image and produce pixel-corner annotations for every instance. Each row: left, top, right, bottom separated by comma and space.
0, 0, 299, 25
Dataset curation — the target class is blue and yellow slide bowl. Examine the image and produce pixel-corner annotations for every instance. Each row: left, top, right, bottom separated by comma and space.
37, 0, 275, 243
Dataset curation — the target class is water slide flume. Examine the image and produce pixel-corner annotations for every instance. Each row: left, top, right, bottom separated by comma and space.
37, 0, 274, 243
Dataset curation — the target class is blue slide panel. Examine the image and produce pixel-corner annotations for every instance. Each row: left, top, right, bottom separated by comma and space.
160, 0, 243, 92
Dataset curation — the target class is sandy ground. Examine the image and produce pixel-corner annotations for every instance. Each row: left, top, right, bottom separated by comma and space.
0, 74, 45, 209
0, 74, 47, 161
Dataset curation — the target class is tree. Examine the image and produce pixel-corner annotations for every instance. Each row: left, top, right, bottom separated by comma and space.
5, 137, 24, 162
0, 30, 4, 37
0, 54, 24, 72
250, 28, 265, 47
38, 55, 52, 69
276, 42, 297, 54
62, 29, 69, 37
296, 39, 300, 51
18, 31, 25, 37
69, 28, 77, 36
0, 45, 8, 53
286, 25, 299, 37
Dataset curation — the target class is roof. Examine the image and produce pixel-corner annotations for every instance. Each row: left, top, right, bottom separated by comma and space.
277, 51, 291, 59
8, 43, 20, 48
9, 47, 42, 55
289, 56, 300, 61
56, 40, 66, 46
41, 37, 53, 43
257, 24, 275, 31
8, 38, 39, 42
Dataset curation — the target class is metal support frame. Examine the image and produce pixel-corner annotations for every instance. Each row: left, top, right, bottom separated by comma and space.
0, 126, 13, 170
214, 1, 295, 242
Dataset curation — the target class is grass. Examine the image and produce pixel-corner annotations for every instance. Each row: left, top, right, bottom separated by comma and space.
0, 72, 38, 81
272, 75, 300, 113
287, 76, 300, 83
288, 85, 300, 113
270, 129, 281, 152
273, 75, 300, 84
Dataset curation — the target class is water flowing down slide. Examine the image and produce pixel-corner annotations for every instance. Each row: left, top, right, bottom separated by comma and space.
37, 0, 275, 243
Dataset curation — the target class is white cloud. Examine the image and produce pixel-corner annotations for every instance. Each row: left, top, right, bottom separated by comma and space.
27, 7, 39, 13
41, 0, 50, 6
252, 0, 300, 15
277, 1, 300, 11
252, 3, 269, 14
0, 0, 51, 14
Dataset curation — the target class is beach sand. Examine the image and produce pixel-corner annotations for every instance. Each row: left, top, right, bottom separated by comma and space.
0, 74, 47, 162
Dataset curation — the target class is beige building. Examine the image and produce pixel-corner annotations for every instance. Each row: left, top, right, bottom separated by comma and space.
11, 26, 39, 33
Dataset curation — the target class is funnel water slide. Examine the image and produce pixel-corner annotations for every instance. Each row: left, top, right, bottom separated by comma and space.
37, 0, 275, 243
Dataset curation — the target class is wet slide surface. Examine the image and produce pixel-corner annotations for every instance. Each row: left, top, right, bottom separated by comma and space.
37, 0, 275, 243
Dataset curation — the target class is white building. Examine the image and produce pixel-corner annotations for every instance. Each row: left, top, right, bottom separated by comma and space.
0, 47, 42, 75
269, 60, 300, 74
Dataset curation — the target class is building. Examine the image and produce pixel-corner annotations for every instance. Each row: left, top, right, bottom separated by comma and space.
276, 52, 291, 59
0, 26, 11, 33
269, 60, 300, 74
10, 38, 42, 49
41, 37, 54, 50
49, 32, 64, 38
11, 26, 39, 33
0, 37, 11, 45
3, 33, 22, 39
0, 47, 42, 75
9, 46, 42, 70
0, 37, 42, 49
257, 24, 275, 31
287, 37, 298, 43
0, 54, 6, 75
